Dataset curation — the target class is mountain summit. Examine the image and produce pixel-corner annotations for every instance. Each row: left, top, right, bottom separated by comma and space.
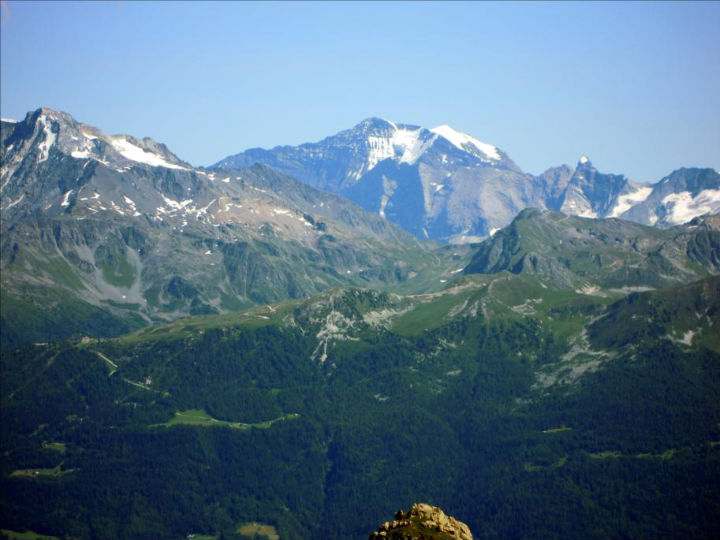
213, 118, 531, 242
213, 119, 720, 243
214, 117, 515, 192
1, 108, 453, 347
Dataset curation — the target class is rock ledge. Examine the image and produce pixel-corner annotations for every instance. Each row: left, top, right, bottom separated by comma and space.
369, 503, 472, 540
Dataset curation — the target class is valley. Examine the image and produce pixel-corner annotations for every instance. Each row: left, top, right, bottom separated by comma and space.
2, 270, 719, 538
1, 108, 719, 540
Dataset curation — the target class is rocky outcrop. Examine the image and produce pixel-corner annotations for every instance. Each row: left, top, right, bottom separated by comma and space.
369, 503, 472, 540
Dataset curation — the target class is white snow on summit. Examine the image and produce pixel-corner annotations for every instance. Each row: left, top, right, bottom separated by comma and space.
393, 128, 436, 165
364, 126, 433, 172
430, 125, 501, 161
110, 137, 188, 170
357, 122, 500, 178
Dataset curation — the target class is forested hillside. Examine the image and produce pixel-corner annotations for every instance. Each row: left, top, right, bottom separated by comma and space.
2, 276, 719, 539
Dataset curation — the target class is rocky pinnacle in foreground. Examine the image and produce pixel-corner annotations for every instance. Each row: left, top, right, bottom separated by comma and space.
369, 503, 473, 540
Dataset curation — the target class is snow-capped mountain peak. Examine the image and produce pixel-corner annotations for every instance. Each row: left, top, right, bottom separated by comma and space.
360, 122, 435, 173
430, 124, 501, 161
2, 108, 190, 175
345, 119, 503, 180
212, 118, 719, 242
353, 119, 502, 165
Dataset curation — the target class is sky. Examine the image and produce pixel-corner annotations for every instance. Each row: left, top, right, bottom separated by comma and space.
1, 1, 719, 181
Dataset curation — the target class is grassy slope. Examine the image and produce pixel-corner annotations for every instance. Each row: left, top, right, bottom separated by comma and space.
1, 274, 719, 540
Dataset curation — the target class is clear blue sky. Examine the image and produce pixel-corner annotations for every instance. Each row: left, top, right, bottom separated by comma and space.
1, 1, 718, 181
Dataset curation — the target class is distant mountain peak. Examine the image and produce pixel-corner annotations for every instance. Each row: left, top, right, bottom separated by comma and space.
3, 107, 190, 172
355, 121, 435, 172
346, 119, 502, 164
2, 107, 435, 329
354, 117, 404, 132
212, 118, 719, 242
430, 124, 501, 161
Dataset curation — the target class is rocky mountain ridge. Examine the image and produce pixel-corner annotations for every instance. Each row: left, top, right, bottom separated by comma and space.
2, 109, 720, 540
214, 118, 720, 243
3, 107, 719, 349
1, 109, 461, 348
464, 208, 720, 290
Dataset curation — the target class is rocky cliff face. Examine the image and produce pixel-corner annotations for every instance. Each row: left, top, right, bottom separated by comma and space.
369, 503, 473, 540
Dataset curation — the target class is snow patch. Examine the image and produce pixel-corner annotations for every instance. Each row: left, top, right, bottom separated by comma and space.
363, 127, 432, 171
161, 195, 193, 210
576, 208, 599, 219
608, 185, 653, 218
430, 125, 500, 160
1, 118, 18, 123
197, 199, 216, 216
3, 193, 25, 209
110, 137, 188, 170
37, 117, 56, 163
394, 128, 436, 164
60, 190, 73, 207
661, 189, 720, 225
110, 201, 125, 215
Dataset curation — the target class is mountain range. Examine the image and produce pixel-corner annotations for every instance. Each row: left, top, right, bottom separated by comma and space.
3, 108, 719, 347
1, 107, 720, 540
214, 117, 720, 242
1, 109, 467, 347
